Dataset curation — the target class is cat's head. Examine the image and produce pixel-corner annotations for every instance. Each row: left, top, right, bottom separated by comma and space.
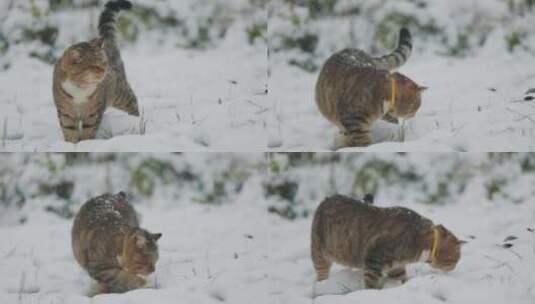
122, 228, 162, 276
429, 225, 464, 272
59, 38, 108, 87
389, 72, 427, 118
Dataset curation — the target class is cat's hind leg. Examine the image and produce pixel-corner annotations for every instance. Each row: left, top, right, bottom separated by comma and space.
381, 112, 399, 124
363, 239, 389, 289
311, 217, 332, 281
89, 265, 146, 293
387, 266, 408, 283
110, 81, 139, 116
312, 250, 332, 282
338, 111, 373, 147
363, 261, 385, 289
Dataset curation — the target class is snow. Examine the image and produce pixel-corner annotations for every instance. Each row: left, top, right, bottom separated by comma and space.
268, 0, 535, 151
1, 153, 534, 304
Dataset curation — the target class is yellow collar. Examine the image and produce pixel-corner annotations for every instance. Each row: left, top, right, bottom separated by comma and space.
117, 236, 129, 269
429, 227, 440, 262
388, 75, 397, 111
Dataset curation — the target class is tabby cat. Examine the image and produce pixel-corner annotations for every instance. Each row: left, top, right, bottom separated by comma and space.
315, 28, 427, 147
311, 195, 463, 289
72, 192, 162, 293
52, 0, 139, 143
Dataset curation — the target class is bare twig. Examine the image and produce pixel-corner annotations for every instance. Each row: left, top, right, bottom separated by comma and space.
17, 271, 26, 304
506, 107, 535, 124
399, 119, 406, 142
244, 99, 267, 111
507, 248, 523, 260
482, 254, 513, 272
138, 107, 147, 135
2, 117, 7, 148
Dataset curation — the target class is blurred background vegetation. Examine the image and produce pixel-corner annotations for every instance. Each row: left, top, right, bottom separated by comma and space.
269, 0, 535, 72
2, 0, 532, 72
1, 153, 533, 225
0, 0, 267, 67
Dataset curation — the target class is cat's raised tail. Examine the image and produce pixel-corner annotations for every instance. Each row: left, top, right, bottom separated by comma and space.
372, 28, 413, 71
98, 0, 132, 43
97, 0, 140, 117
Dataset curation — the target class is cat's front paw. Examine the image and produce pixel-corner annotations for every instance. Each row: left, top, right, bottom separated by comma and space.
135, 276, 148, 288
125, 276, 147, 290
382, 113, 399, 124
96, 282, 109, 294
129, 107, 140, 117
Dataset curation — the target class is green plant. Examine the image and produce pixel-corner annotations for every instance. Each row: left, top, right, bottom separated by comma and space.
195, 160, 249, 205
288, 58, 318, 72
264, 180, 299, 202
38, 181, 74, 200
129, 158, 194, 197
282, 32, 318, 53
196, 179, 227, 205
505, 31, 526, 52
0, 33, 9, 56
353, 159, 421, 197
373, 11, 440, 52
116, 15, 140, 43
246, 22, 267, 44
307, 0, 338, 18
485, 178, 507, 201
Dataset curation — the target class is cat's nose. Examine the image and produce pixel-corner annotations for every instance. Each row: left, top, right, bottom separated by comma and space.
93, 66, 106, 76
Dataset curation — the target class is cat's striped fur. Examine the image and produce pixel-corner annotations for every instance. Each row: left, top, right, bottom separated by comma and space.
315, 28, 426, 148
72, 192, 162, 294
53, 0, 138, 143
311, 195, 462, 289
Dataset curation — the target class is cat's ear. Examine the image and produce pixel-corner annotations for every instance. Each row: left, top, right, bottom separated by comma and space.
93, 37, 104, 49
117, 191, 127, 200
68, 49, 81, 64
61, 49, 80, 70
435, 224, 448, 236
417, 86, 428, 92
152, 233, 162, 241
134, 233, 147, 248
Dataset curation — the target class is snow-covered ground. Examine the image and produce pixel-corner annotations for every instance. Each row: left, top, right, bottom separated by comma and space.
1, 153, 534, 304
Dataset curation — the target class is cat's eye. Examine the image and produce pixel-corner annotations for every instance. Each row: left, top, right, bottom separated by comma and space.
93, 66, 105, 73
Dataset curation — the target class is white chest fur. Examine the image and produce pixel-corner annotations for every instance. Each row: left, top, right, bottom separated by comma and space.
383, 100, 390, 115
61, 80, 97, 105
418, 250, 430, 263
